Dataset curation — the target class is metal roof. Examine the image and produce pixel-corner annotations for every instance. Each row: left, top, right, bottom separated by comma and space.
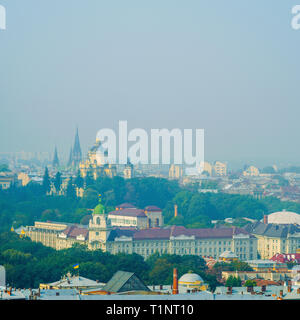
103, 271, 135, 292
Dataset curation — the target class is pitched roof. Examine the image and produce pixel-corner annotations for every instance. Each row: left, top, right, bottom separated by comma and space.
108, 208, 147, 218
102, 271, 150, 293
48, 275, 100, 288
131, 226, 252, 241
107, 229, 135, 241
62, 226, 89, 239
245, 221, 300, 238
144, 206, 162, 212
133, 228, 172, 240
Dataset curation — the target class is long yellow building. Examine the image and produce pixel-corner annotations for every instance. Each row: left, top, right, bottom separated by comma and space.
25, 202, 257, 261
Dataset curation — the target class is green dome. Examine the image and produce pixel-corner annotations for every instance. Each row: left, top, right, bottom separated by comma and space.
94, 203, 105, 215
93, 194, 105, 214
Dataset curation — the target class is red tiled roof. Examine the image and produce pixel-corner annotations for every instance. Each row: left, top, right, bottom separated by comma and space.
108, 208, 147, 218
63, 226, 89, 239
133, 228, 171, 240
132, 226, 251, 240
249, 279, 280, 286
270, 253, 300, 263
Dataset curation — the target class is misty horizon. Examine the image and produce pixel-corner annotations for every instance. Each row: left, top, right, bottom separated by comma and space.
1, 1, 300, 167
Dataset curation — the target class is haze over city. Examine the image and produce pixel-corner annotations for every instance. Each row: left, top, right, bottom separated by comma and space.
2, 1, 300, 308
1, 0, 300, 168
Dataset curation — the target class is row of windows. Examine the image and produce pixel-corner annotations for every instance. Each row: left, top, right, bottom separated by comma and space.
110, 218, 137, 225
114, 247, 254, 260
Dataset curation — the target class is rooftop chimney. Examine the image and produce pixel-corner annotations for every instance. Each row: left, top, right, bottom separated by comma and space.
263, 215, 268, 224
172, 268, 178, 295
174, 205, 178, 218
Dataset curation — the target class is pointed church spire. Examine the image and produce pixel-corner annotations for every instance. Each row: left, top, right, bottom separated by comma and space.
52, 146, 59, 167
67, 146, 73, 167
72, 127, 82, 167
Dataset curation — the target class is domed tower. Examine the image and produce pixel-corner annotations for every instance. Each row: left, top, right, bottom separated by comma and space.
88, 195, 112, 251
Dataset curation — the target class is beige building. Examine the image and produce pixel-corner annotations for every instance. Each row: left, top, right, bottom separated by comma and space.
108, 203, 164, 229
169, 164, 183, 179
123, 162, 134, 179
26, 221, 69, 250
25, 208, 257, 261
222, 270, 293, 282
213, 161, 227, 177
0, 172, 17, 189
17, 172, 31, 186
245, 219, 300, 259
106, 226, 257, 260
79, 139, 117, 179
200, 162, 213, 176
243, 166, 260, 177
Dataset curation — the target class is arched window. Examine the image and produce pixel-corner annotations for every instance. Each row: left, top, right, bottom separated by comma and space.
155, 218, 159, 227
96, 217, 101, 225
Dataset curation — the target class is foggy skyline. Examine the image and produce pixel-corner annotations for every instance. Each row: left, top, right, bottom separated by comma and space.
1, 1, 300, 167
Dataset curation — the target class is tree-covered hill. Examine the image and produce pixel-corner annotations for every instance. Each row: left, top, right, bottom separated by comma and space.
1, 175, 300, 231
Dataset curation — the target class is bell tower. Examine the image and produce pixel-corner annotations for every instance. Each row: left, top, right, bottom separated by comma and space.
88, 195, 112, 251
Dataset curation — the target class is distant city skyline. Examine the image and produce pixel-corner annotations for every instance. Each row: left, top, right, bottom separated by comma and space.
1, 1, 300, 166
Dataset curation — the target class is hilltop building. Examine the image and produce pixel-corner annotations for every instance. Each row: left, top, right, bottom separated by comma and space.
79, 139, 117, 179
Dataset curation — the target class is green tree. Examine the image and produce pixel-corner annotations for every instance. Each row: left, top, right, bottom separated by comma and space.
42, 167, 51, 194
85, 171, 94, 188
74, 170, 84, 189
53, 171, 62, 193
225, 275, 242, 287
0, 164, 10, 172
66, 177, 76, 199
244, 279, 257, 287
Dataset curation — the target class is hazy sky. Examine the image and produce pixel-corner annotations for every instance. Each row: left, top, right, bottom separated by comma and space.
0, 1, 300, 167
